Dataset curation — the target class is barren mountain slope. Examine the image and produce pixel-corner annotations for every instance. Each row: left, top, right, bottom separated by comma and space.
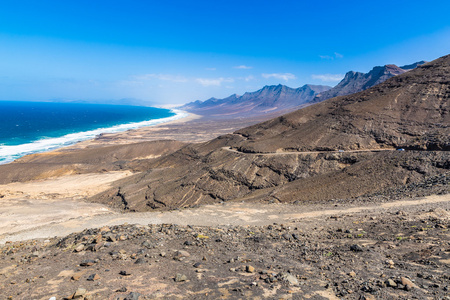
235, 57, 449, 152
90, 55, 450, 211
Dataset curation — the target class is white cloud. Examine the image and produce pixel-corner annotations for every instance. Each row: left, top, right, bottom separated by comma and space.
319, 52, 344, 60
134, 74, 188, 83
195, 77, 234, 87
234, 65, 253, 69
262, 73, 296, 81
311, 74, 344, 82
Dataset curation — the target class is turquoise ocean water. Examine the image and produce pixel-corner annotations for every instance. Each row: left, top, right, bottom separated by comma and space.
0, 101, 185, 164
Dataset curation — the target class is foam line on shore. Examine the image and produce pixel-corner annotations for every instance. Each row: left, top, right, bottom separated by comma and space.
0, 109, 188, 164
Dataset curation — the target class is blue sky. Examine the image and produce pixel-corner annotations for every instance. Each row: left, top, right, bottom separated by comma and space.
0, 0, 449, 106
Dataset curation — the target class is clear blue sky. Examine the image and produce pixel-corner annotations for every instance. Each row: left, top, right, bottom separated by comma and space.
0, 0, 449, 105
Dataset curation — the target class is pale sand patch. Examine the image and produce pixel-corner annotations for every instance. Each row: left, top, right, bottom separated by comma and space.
1, 193, 448, 244
0, 171, 132, 200
0, 172, 132, 239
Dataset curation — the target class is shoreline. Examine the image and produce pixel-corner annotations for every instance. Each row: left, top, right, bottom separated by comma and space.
52, 110, 203, 151
0, 109, 198, 165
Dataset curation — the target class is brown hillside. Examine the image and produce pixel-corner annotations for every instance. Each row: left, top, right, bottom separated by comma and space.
90, 55, 450, 211
235, 56, 449, 152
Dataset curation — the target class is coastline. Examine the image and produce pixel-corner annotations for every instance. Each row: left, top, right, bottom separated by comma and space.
0, 109, 194, 164
64, 110, 203, 150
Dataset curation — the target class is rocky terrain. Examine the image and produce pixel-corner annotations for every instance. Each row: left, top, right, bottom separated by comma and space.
0, 194, 448, 300
90, 55, 449, 212
0, 55, 448, 300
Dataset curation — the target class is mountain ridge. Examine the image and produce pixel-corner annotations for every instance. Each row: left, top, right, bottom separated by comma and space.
181, 84, 331, 117
182, 61, 426, 117
310, 62, 425, 103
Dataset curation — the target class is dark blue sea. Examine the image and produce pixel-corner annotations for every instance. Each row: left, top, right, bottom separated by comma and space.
0, 101, 184, 164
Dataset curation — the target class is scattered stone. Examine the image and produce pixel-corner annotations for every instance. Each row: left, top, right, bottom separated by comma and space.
174, 250, 190, 260
386, 279, 397, 287
141, 241, 152, 249
386, 260, 395, 268
184, 241, 193, 246
115, 287, 127, 292
193, 262, 203, 268
401, 277, 417, 290
124, 292, 142, 300
246, 265, 255, 273
100, 226, 110, 233
282, 233, 292, 241
350, 244, 363, 252
119, 270, 131, 276
74, 244, 85, 252
175, 274, 187, 282
80, 260, 96, 267
134, 258, 146, 264
87, 273, 100, 281
105, 234, 117, 242
349, 271, 356, 278
280, 272, 299, 286
84, 243, 99, 252
160, 252, 166, 257
71, 272, 84, 281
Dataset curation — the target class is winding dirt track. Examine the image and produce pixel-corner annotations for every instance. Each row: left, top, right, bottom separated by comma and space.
221, 146, 397, 155
1, 193, 448, 244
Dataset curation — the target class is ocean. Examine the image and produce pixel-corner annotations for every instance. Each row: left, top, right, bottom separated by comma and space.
0, 101, 185, 164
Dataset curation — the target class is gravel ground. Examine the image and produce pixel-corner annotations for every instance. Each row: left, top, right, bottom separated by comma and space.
0, 195, 448, 300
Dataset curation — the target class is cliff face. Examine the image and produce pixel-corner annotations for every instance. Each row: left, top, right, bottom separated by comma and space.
91, 55, 449, 212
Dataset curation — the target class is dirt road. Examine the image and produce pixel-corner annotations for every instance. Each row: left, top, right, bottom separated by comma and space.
1, 193, 448, 244
221, 146, 397, 155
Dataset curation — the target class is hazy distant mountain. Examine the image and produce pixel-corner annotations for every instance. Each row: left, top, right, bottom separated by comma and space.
182, 61, 425, 117
311, 61, 426, 103
181, 84, 331, 117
